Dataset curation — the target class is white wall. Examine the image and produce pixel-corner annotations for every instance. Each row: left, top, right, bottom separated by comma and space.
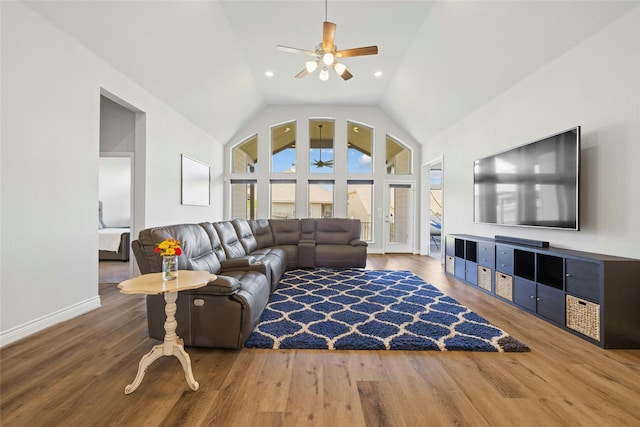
422, 8, 640, 259
100, 96, 135, 153
99, 157, 131, 227
224, 105, 422, 253
0, 2, 224, 346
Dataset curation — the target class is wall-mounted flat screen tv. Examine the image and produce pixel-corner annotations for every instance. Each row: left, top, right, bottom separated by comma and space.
473, 126, 580, 230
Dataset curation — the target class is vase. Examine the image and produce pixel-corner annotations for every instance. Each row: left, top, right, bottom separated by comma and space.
162, 255, 178, 281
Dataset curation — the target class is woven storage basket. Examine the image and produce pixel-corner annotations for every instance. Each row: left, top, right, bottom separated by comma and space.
478, 266, 492, 292
566, 295, 600, 341
495, 272, 513, 301
445, 256, 455, 275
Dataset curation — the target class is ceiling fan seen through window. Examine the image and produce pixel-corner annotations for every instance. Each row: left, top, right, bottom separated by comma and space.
313, 124, 333, 168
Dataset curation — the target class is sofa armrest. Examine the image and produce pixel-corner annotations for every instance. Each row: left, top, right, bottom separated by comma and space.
248, 261, 267, 275
220, 256, 256, 269
132, 239, 156, 274
350, 239, 368, 247
298, 239, 316, 268
195, 276, 241, 296
221, 256, 270, 284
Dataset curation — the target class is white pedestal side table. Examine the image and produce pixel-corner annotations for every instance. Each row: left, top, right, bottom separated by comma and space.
118, 270, 216, 394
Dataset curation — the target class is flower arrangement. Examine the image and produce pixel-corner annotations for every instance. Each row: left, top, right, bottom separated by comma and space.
155, 238, 183, 257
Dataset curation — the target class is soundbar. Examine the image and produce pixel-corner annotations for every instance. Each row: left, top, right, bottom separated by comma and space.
494, 235, 549, 248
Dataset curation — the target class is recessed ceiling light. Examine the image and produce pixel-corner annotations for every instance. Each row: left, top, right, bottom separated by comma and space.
374, 71, 383, 77
265, 70, 274, 77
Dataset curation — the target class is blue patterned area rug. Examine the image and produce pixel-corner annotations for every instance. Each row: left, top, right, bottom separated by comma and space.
245, 269, 530, 352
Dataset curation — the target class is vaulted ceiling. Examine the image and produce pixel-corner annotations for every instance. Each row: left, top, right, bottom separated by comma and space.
24, 1, 637, 145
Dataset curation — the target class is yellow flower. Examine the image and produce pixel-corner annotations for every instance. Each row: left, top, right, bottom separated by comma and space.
155, 238, 184, 257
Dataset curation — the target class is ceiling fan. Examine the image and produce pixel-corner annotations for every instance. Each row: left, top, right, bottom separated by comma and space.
276, 0, 378, 81
313, 124, 333, 168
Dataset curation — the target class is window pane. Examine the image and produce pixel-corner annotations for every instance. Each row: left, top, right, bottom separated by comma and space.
230, 181, 257, 220
272, 122, 296, 173
347, 122, 372, 173
386, 135, 411, 174
271, 181, 296, 219
309, 181, 334, 218
310, 119, 334, 173
347, 182, 373, 241
232, 135, 258, 173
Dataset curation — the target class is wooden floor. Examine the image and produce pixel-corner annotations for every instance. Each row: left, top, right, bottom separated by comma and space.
2, 254, 639, 426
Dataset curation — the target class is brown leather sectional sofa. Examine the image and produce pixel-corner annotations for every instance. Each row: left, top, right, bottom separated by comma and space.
131, 218, 367, 349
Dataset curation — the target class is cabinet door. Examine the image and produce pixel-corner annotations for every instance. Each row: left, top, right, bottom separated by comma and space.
537, 284, 564, 325
565, 259, 601, 302
465, 261, 478, 285
513, 277, 536, 312
477, 242, 495, 268
454, 257, 465, 279
496, 245, 514, 275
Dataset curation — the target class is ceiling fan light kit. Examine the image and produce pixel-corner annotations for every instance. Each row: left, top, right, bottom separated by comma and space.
306, 60, 319, 73
276, 0, 378, 81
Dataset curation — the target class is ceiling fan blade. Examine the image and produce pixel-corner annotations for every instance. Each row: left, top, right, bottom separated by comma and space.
322, 21, 336, 52
295, 68, 309, 78
341, 69, 353, 81
335, 46, 379, 58
276, 45, 317, 56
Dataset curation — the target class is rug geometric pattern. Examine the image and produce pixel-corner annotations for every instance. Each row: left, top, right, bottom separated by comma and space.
245, 269, 530, 352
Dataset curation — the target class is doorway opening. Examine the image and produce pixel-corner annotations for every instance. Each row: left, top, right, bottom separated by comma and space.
423, 157, 443, 261
99, 90, 146, 279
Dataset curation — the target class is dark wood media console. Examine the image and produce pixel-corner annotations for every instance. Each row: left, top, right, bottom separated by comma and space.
445, 234, 640, 348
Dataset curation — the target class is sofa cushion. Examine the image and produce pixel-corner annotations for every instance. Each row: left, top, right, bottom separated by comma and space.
248, 219, 274, 249
213, 221, 247, 259
248, 247, 287, 292
232, 219, 258, 253
200, 222, 227, 262
270, 219, 301, 245
273, 245, 299, 270
145, 224, 221, 274
315, 218, 361, 245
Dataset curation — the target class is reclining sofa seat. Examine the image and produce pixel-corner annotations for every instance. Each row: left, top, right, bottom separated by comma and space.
267, 218, 303, 269
132, 223, 270, 349
314, 218, 367, 268
232, 219, 289, 289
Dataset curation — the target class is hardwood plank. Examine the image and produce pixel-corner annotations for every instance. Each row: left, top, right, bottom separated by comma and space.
284, 351, 325, 425
255, 350, 293, 413
321, 352, 366, 427
357, 380, 407, 427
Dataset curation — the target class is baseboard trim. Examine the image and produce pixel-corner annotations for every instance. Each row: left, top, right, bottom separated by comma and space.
0, 296, 101, 348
